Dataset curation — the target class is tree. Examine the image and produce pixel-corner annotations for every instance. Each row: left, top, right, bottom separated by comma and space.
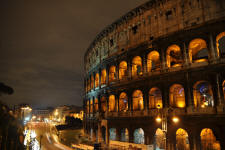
0, 82, 14, 96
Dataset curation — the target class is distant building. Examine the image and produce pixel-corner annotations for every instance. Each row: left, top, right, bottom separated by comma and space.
32, 108, 53, 121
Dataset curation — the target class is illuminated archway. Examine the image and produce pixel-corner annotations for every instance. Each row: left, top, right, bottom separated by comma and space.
101, 69, 107, 85
101, 96, 107, 112
109, 95, 116, 112
193, 81, 214, 108
132, 56, 142, 77
109, 128, 117, 141
149, 87, 163, 109
176, 128, 190, 150
121, 128, 129, 142
132, 90, 144, 111
133, 128, 144, 144
189, 38, 208, 63
216, 32, 225, 57
170, 84, 186, 108
201, 128, 221, 150
147, 51, 160, 72
166, 45, 182, 67
109, 66, 116, 82
94, 98, 98, 112
119, 92, 128, 112
91, 75, 94, 89
95, 73, 99, 88
154, 128, 165, 150
90, 99, 93, 113
119, 61, 128, 80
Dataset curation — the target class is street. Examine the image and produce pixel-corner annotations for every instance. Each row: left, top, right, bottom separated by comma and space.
25, 122, 73, 150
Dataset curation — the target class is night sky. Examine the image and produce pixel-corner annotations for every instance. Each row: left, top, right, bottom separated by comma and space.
0, 0, 148, 108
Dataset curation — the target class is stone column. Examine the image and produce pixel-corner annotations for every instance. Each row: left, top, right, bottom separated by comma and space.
183, 42, 190, 66
128, 59, 132, 79
216, 74, 224, 113
116, 63, 119, 81
143, 88, 149, 111
99, 69, 101, 88
106, 66, 109, 85
162, 84, 169, 108
142, 54, 147, 74
93, 73, 96, 90
161, 48, 167, 71
209, 33, 217, 62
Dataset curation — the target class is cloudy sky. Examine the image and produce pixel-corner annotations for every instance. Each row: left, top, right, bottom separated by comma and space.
0, 0, 148, 108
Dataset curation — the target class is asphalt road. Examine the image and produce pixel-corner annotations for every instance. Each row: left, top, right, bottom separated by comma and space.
26, 122, 73, 150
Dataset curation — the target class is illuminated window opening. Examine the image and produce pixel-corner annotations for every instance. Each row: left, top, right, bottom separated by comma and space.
109, 128, 117, 141
86, 100, 89, 114
119, 92, 128, 112
94, 98, 98, 112
109, 66, 116, 82
132, 56, 142, 77
201, 128, 221, 150
176, 128, 190, 150
149, 87, 163, 109
90, 99, 93, 113
109, 95, 116, 112
95, 73, 99, 88
101, 69, 107, 85
119, 61, 128, 80
121, 128, 129, 142
154, 128, 165, 149
132, 90, 144, 111
134, 128, 144, 144
189, 38, 208, 63
166, 45, 182, 68
91, 75, 94, 89
193, 81, 214, 108
101, 97, 107, 112
170, 84, 186, 108
216, 32, 225, 57
147, 51, 160, 72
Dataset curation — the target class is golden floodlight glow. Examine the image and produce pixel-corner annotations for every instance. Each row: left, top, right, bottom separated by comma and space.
172, 116, 179, 123
156, 116, 162, 123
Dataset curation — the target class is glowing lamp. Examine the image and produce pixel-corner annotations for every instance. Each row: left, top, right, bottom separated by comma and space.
172, 117, 179, 123
156, 116, 162, 123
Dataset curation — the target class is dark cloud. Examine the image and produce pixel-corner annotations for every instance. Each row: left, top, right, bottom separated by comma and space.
0, 0, 148, 108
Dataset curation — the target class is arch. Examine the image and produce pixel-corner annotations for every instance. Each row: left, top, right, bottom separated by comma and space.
109, 95, 116, 112
95, 73, 99, 88
101, 96, 107, 112
101, 69, 107, 85
216, 31, 225, 57
90, 99, 93, 113
176, 128, 190, 150
119, 61, 128, 80
132, 90, 144, 111
169, 84, 186, 108
166, 45, 183, 68
94, 98, 98, 112
109, 128, 117, 141
189, 38, 208, 63
91, 75, 94, 89
223, 81, 225, 101
154, 128, 166, 150
147, 51, 160, 72
121, 128, 129, 142
132, 56, 142, 77
109, 66, 116, 82
201, 128, 221, 150
101, 126, 106, 143
193, 81, 214, 108
133, 128, 145, 144
149, 87, 163, 109
119, 92, 128, 112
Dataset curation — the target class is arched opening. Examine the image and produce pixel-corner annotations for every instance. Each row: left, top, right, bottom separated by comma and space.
216, 32, 225, 57
90, 128, 93, 140
166, 44, 183, 68
109, 128, 117, 141
95, 73, 99, 88
90, 99, 93, 113
119, 92, 128, 112
91, 75, 94, 89
132, 90, 144, 111
154, 128, 166, 150
109, 66, 116, 82
201, 128, 221, 150
119, 61, 128, 80
132, 56, 142, 77
101, 69, 107, 85
101, 126, 106, 143
149, 87, 163, 109
86, 100, 89, 114
170, 84, 186, 108
189, 38, 208, 63
101, 96, 107, 112
109, 95, 116, 112
147, 51, 160, 72
94, 98, 98, 112
133, 128, 144, 144
193, 81, 214, 108
176, 128, 190, 150
121, 128, 129, 142
223, 81, 225, 101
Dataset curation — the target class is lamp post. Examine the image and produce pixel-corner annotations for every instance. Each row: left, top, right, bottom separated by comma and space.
156, 106, 179, 150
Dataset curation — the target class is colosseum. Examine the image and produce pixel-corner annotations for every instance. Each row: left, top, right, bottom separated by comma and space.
83, 0, 225, 149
